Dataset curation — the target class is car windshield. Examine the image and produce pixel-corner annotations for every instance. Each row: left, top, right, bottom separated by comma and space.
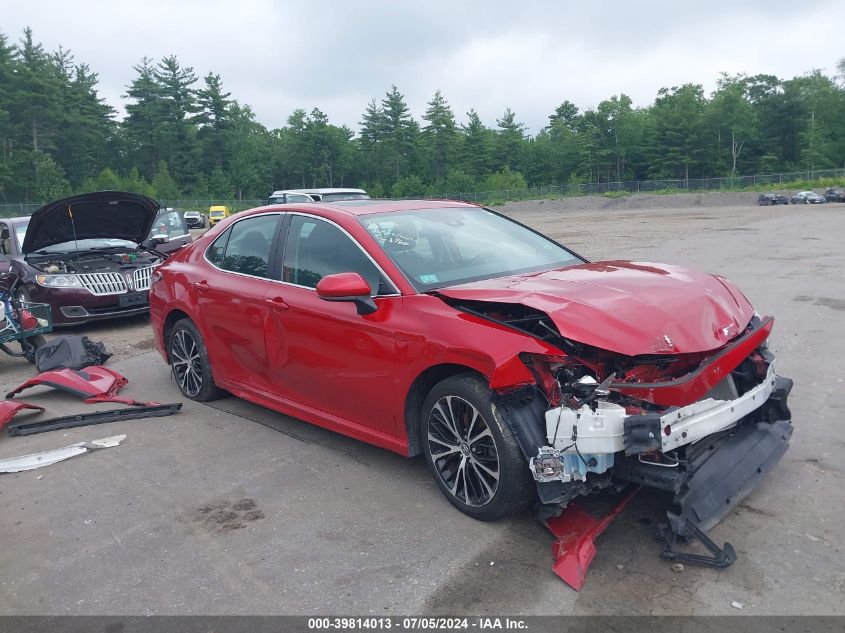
360, 207, 583, 291
210, 211, 225, 217
184, 212, 199, 217
31, 238, 137, 254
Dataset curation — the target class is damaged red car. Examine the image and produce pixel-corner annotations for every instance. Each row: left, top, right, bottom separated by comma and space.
150, 200, 792, 552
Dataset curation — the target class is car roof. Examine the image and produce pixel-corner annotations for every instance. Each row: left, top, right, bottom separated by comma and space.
269, 188, 368, 196
258, 198, 479, 217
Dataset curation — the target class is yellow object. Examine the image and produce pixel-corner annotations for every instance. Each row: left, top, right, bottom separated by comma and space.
208, 205, 231, 226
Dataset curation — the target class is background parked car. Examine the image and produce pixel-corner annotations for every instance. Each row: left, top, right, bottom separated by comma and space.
757, 193, 789, 205
823, 187, 845, 202
183, 210, 208, 228
143, 207, 193, 255
208, 205, 231, 226
266, 188, 370, 204
3, 191, 164, 326
790, 191, 827, 204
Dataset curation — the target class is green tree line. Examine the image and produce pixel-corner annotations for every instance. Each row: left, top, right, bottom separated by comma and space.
1, 27, 844, 204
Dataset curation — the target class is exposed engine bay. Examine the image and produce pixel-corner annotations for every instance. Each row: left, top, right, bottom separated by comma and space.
27, 249, 162, 275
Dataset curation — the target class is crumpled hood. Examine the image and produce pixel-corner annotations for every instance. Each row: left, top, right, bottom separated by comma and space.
436, 260, 755, 356
23, 191, 160, 254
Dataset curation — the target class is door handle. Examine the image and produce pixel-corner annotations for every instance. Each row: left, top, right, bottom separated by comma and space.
265, 296, 289, 311
193, 280, 211, 293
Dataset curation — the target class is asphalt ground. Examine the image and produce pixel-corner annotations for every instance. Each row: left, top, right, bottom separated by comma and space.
0, 204, 843, 615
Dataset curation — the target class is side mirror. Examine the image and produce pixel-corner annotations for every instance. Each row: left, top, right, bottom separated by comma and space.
316, 272, 377, 315
151, 234, 170, 245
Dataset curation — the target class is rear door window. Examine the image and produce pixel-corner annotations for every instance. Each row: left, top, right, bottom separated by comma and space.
208, 215, 280, 279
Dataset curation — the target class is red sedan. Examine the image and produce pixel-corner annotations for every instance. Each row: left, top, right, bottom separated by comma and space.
150, 200, 792, 529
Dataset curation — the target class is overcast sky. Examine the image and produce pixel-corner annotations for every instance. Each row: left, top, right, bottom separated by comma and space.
4, 0, 843, 134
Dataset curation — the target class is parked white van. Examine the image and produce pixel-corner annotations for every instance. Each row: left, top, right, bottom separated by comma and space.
266, 188, 370, 205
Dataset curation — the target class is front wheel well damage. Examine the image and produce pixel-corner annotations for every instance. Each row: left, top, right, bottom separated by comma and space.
403, 364, 489, 457
162, 309, 191, 363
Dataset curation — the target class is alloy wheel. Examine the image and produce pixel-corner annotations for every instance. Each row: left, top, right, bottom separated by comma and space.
427, 395, 500, 507
171, 328, 203, 397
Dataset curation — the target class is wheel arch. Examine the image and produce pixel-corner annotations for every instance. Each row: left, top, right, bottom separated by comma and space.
162, 308, 192, 363
403, 363, 489, 457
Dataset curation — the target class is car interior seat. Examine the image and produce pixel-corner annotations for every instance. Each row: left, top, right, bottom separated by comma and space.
384, 221, 430, 281
0, 229, 11, 256
297, 222, 380, 292
234, 230, 269, 277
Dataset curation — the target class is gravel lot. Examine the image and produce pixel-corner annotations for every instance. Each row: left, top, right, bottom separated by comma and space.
1, 193, 842, 616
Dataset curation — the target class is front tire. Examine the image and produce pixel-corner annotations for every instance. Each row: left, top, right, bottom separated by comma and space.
420, 373, 535, 521
168, 318, 226, 401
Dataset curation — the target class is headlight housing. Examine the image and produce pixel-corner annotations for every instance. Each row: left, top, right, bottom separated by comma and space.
35, 274, 83, 288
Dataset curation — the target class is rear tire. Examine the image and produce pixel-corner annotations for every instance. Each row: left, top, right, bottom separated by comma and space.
420, 373, 535, 521
168, 318, 226, 401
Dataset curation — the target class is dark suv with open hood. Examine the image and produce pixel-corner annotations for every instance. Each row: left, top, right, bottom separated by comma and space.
0, 191, 165, 326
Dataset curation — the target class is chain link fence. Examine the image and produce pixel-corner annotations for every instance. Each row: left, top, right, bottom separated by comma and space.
429, 168, 845, 205
2, 168, 843, 218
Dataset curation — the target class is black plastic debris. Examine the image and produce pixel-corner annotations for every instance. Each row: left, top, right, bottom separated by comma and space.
8, 403, 182, 436
34, 335, 112, 372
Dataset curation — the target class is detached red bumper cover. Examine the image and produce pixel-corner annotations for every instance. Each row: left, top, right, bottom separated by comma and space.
543, 487, 639, 590
0, 400, 45, 432
6, 366, 157, 406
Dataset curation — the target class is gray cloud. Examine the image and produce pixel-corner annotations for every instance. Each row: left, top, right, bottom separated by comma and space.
4, 0, 843, 133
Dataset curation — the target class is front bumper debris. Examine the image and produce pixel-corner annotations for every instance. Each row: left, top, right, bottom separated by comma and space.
531, 363, 781, 483
625, 361, 779, 454
7, 403, 182, 436
544, 487, 639, 590
534, 374, 793, 590
6, 366, 158, 406
0, 433, 126, 473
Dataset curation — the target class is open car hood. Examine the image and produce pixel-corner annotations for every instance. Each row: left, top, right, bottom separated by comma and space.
436, 260, 755, 356
22, 191, 160, 254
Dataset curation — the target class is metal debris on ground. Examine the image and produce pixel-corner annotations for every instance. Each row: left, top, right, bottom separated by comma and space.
0, 434, 126, 473
731, 601, 745, 610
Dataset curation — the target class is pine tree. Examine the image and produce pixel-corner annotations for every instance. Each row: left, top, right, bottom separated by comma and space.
380, 85, 419, 184
421, 90, 458, 183
459, 109, 495, 181
194, 72, 232, 171
495, 108, 526, 171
